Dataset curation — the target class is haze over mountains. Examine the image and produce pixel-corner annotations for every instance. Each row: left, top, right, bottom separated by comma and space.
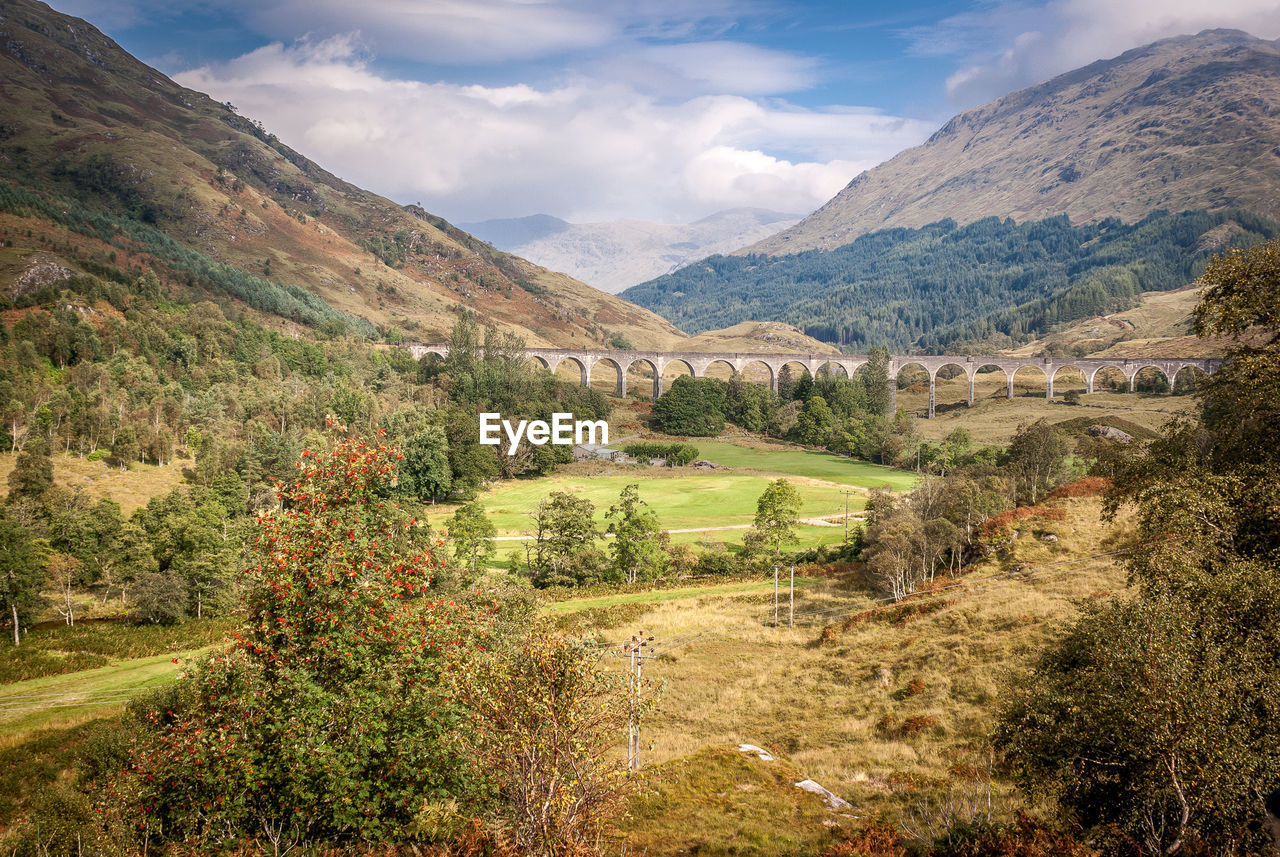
749, 29, 1280, 255
0, 0, 685, 349
623, 29, 1280, 353
460, 209, 800, 294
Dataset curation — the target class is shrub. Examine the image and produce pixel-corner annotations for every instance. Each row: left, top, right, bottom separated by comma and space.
1043, 477, 1109, 500
695, 549, 741, 576
130, 571, 188, 624
114, 437, 490, 849
622, 441, 699, 466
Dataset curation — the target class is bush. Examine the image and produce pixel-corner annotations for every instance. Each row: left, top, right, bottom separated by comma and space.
695, 549, 741, 576
115, 438, 490, 849
8, 786, 99, 857
131, 571, 188, 624
622, 441, 699, 466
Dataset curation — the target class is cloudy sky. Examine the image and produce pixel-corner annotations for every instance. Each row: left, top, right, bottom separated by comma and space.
53, 0, 1280, 225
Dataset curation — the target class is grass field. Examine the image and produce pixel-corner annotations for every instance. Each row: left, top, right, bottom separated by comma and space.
897, 372, 1197, 444
428, 469, 875, 536
0, 653, 182, 742
690, 440, 919, 491
543, 577, 822, 613
596, 493, 1133, 854
0, 452, 185, 515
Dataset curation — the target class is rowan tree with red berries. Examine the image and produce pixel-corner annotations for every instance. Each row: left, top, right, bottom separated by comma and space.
112, 435, 493, 852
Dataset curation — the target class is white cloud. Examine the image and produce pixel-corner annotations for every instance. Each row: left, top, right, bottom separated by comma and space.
175, 36, 936, 223
918, 0, 1280, 105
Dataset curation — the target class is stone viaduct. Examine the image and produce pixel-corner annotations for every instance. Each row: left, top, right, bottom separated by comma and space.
404, 344, 1220, 419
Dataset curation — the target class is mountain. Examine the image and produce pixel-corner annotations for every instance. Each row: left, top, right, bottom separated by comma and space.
0, 0, 685, 349
749, 30, 1280, 255
461, 208, 801, 293
622, 210, 1278, 350
458, 214, 573, 249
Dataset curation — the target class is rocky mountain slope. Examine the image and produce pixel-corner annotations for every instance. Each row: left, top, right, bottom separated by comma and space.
0, 0, 685, 349
461, 209, 800, 294
749, 30, 1280, 255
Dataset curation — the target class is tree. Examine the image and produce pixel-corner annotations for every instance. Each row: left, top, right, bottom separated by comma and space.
8, 436, 53, 503
652, 376, 726, 436
459, 632, 653, 857
117, 437, 488, 850
131, 571, 188, 624
47, 552, 83, 626
862, 347, 892, 417
400, 426, 452, 502
749, 479, 802, 562
998, 572, 1280, 855
111, 521, 157, 605
998, 240, 1280, 853
1003, 420, 1070, 505
529, 491, 603, 587
446, 500, 496, 577
605, 484, 663, 584
791, 395, 834, 446
0, 515, 43, 645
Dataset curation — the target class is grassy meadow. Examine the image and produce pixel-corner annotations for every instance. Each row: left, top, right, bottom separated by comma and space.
897, 369, 1198, 444
611, 493, 1132, 855
0, 452, 185, 516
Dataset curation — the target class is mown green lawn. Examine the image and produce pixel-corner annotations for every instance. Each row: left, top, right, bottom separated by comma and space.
431, 471, 867, 536
690, 440, 919, 491
0, 652, 185, 740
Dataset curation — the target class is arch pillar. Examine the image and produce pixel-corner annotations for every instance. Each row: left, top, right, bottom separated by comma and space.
768, 360, 781, 392
967, 371, 975, 407
654, 358, 666, 399
577, 357, 591, 388
1007, 372, 1015, 400
928, 371, 936, 419
1086, 368, 1096, 395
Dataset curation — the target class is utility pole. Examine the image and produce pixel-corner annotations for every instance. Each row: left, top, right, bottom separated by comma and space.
623, 630, 655, 773
773, 563, 779, 627
788, 563, 795, 628
840, 490, 856, 544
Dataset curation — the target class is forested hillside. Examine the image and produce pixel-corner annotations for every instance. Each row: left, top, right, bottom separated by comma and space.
623, 209, 1278, 350
0, 0, 684, 349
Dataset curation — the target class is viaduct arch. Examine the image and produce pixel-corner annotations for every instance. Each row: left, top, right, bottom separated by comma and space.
404, 345, 1221, 419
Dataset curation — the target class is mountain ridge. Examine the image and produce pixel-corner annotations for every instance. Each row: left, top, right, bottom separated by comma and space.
462, 208, 801, 294
748, 29, 1280, 255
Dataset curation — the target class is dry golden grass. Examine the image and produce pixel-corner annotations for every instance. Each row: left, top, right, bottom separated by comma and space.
0, 452, 186, 515
899, 370, 1196, 444
592, 495, 1132, 854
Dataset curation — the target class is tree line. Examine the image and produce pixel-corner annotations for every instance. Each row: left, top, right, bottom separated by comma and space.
621, 209, 1278, 351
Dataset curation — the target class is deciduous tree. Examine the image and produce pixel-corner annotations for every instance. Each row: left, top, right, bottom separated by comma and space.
749, 478, 802, 562
605, 484, 663, 584
447, 500, 496, 577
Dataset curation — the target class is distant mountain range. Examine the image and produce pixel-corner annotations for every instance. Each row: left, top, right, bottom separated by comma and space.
749, 29, 1280, 255
460, 209, 800, 294
0, 0, 685, 349
624, 30, 1280, 353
